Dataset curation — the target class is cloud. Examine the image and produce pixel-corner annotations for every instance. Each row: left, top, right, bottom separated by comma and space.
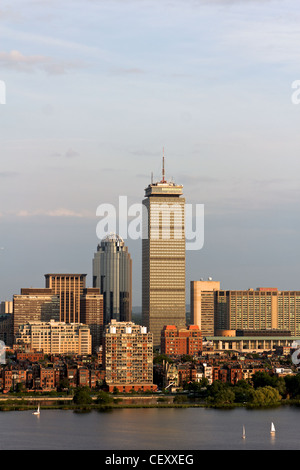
109, 67, 145, 76
0, 50, 83, 74
15, 208, 93, 218
0, 171, 19, 178
51, 149, 80, 158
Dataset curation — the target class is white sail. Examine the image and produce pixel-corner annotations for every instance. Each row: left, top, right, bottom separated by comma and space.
33, 404, 40, 415
242, 425, 246, 439
270, 422, 275, 433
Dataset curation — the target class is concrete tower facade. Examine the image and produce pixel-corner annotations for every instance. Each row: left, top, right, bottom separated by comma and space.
92, 233, 132, 325
142, 155, 186, 347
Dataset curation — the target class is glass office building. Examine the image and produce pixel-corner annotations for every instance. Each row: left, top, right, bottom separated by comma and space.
92, 233, 132, 325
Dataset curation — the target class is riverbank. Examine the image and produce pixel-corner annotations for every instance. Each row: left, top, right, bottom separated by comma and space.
0, 394, 299, 411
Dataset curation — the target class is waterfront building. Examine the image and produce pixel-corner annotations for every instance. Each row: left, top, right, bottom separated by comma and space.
92, 233, 132, 325
80, 287, 104, 353
103, 319, 157, 392
45, 273, 87, 323
15, 320, 92, 355
161, 324, 202, 357
190, 280, 220, 336
142, 156, 186, 347
12, 288, 60, 341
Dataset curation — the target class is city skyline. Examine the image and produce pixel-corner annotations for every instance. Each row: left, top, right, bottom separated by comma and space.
1, 0, 300, 306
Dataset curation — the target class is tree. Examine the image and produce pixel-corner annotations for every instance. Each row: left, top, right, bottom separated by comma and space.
252, 371, 286, 397
180, 355, 194, 363
250, 386, 281, 407
284, 374, 300, 399
251, 371, 274, 389
153, 354, 173, 364
96, 391, 114, 404
173, 394, 188, 403
73, 386, 93, 405
207, 380, 235, 405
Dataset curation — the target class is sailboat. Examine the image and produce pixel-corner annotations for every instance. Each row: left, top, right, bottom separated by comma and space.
32, 404, 40, 415
242, 425, 246, 439
270, 422, 275, 435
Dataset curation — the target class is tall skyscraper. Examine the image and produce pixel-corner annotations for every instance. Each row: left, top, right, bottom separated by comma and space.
44, 274, 87, 323
92, 233, 132, 325
142, 155, 186, 347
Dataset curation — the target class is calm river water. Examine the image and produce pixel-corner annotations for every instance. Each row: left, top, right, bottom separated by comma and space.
1, 406, 300, 451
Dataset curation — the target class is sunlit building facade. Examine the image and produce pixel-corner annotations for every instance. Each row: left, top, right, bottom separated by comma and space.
16, 320, 92, 355
103, 320, 156, 392
13, 288, 60, 340
142, 161, 186, 347
216, 288, 300, 336
45, 273, 87, 324
190, 280, 220, 336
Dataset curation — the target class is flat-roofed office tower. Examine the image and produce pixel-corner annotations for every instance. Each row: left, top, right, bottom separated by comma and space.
190, 279, 220, 336
93, 233, 132, 325
80, 288, 104, 354
13, 288, 60, 340
45, 274, 87, 323
142, 155, 186, 347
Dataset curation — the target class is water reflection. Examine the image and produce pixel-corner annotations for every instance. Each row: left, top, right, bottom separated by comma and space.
0, 407, 300, 450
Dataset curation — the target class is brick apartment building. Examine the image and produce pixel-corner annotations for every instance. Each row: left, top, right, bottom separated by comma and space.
161, 325, 202, 357
103, 320, 157, 392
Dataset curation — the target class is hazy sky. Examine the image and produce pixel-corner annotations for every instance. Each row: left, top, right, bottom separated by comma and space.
1, 0, 300, 306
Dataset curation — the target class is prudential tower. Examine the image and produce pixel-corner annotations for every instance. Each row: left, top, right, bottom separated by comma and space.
142, 153, 186, 348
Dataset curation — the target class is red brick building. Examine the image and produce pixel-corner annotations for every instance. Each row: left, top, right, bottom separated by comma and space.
161, 325, 202, 357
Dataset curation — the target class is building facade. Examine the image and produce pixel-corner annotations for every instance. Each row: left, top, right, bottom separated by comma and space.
190, 280, 220, 336
80, 287, 104, 354
103, 320, 156, 392
93, 234, 132, 325
45, 273, 87, 323
142, 160, 186, 347
161, 325, 202, 357
13, 288, 60, 341
216, 288, 300, 336
15, 320, 92, 355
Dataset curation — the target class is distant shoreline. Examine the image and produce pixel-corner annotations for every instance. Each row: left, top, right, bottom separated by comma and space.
0, 395, 296, 411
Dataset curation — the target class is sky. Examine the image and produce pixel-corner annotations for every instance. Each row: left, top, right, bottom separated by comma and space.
0, 0, 300, 306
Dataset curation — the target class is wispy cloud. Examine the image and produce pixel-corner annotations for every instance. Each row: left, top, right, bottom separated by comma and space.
0, 50, 83, 74
15, 208, 94, 218
109, 67, 145, 76
0, 171, 19, 178
50, 149, 80, 158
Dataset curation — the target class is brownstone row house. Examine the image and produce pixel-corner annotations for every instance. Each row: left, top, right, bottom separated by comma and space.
0, 364, 105, 393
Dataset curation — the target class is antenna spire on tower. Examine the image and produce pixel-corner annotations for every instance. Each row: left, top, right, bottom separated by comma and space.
162, 147, 166, 183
